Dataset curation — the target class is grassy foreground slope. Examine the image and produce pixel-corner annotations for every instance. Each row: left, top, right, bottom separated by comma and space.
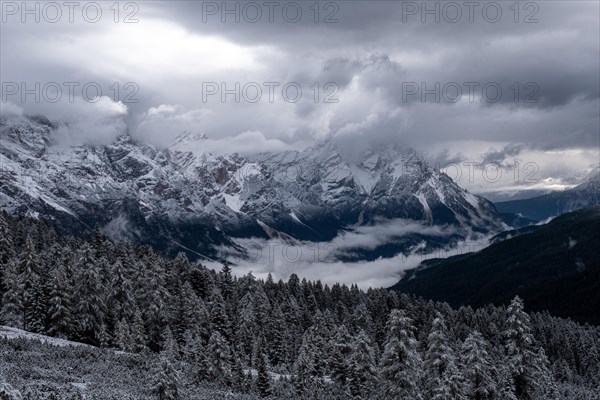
0, 326, 264, 400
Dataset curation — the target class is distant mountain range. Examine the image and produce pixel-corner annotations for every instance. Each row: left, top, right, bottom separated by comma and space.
0, 114, 504, 261
494, 169, 600, 221
391, 205, 600, 324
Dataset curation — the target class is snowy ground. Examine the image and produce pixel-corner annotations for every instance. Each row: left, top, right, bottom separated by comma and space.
0, 325, 90, 348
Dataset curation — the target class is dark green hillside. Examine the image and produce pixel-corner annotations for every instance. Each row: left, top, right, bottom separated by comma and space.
391, 206, 600, 324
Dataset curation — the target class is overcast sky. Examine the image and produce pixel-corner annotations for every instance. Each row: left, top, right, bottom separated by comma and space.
1, 0, 598, 197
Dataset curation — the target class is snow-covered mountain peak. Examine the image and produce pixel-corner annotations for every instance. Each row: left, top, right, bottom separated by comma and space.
0, 114, 56, 152
0, 114, 505, 260
584, 166, 600, 183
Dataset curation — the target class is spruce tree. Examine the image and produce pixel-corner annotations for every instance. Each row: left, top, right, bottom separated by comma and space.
47, 264, 72, 338
348, 329, 378, 398
207, 331, 233, 384
72, 244, 105, 343
425, 312, 454, 378
0, 212, 15, 297
162, 326, 180, 361
268, 305, 288, 366
380, 309, 423, 399
107, 259, 135, 326
461, 331, 496, 400
504, 296, 543, 399
20, 237, 45, 333
219, 263, 235, 300
255, 335, 272, 397
130, 306, 149, 352
1, 259, 23, 327
329, 325, 353, 386
181, 329, 203, 363
209, 290, 230, 340
293, 331, 319, 393
432, 360, 466, 400
153, 358, 180, 400
115, 317, 133, 351
425, 313, 459, 399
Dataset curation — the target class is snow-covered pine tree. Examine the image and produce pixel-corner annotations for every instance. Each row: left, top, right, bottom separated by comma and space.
0, 212, 15, 295
255, 335, 272, 398
504, 296, 547, 399
140, 256, 170, 351
206, 330, 233, 384
115, 317, 134, 351
181, 329, 203, 363
431, 360, 467, 400
301, 314, 330, 377
532, 347, 557, 399
107, 259, 135, 327
0, 259, 23, 327
93, 224, 104, 258
47, 263, 72, 338
425, 312, 461, 399
268, 304, 288, 366
194, 346, 211, 383
188, 266, 209, 299
130, 305, 149, 352
329, 324, 353, 387
425, 312, 454, 378
293, 331, 319, 394
379, 309, 423, 399
161, 326, 180, 361
461, 331, 497, 400
219, 263, 235, 300
351, 303, 372, 338
209, 289, 231, 340
98, 323, 112, 348
237, 290, 258, 361
171, 282, 202, 344
72, 244, 105, 343
231, 351, 249, 391
153, 357, 180, 400
348, 329, 378, 398
19, 237, 45, 333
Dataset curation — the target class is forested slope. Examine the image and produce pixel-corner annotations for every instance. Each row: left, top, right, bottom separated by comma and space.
0, 211, 599, 399
391, 206, 600, 324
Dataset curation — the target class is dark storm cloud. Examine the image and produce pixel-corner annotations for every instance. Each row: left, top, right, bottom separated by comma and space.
481, 144, 524, 167
1, 0, 598, 186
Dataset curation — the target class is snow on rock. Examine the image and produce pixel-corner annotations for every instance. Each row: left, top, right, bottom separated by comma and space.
414, 193, 433, 223
0, 114, 505, 254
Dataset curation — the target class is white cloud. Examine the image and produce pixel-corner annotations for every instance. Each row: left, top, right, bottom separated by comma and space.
0, 101, 24, 116
0, 1, 597, 194
49, 96, 128, 146
205, 220, 491, 289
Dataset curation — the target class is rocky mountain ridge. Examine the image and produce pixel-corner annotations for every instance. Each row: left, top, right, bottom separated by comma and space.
0, 115, 504, 260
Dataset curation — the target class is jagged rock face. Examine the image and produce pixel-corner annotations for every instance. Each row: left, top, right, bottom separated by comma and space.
0, 115, 504, 259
